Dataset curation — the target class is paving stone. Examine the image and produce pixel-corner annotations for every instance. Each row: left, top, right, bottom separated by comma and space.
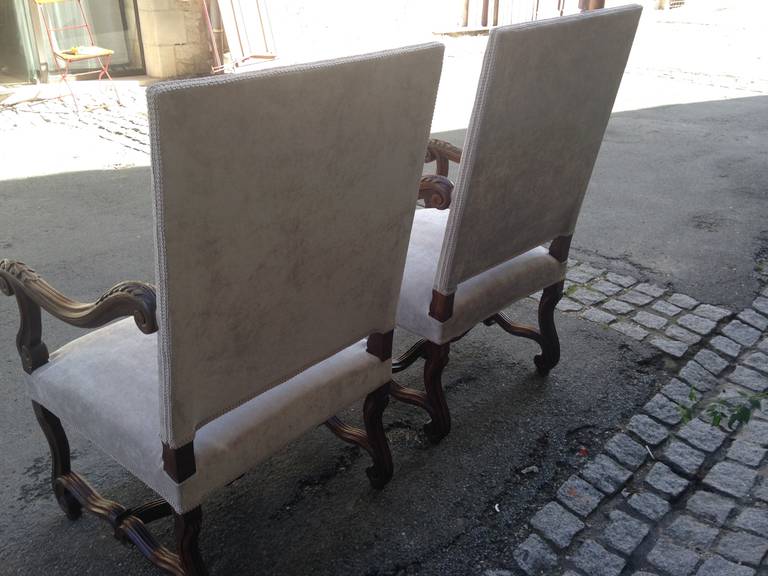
685, 490, 735, 526
716, 530, 768, 566
693, 304, 731, 322
703, 462, 758, 498
569, 540, 625, 576
678, 314, 718, 335
557, 297, 583, 312
669, 293, 699, 310
627, 491, 671, 521
738, 309, 768, 331
733, 507, 768, 536
661, 378, 700, 409
619, 290, 655, 306
580, 455, 632, 494
692, 349, 729, 376
591, 279, 623, 296
759, 337, 768, 353
727, 440, 767, 467
605, 433, 648, 470
647, 538, 700, 576
722, 320, 761, 347
666, 324, 702, 346
729, 366, 768, 392
709, 335, 742, 358
743, 352, 768, 375
632, 573, 660, 576
694, 555, 755, 576
677, 418, 727, 452
645, 462, 690, 499
679, 361, 719, 392
603, 299, 635, 314
605, 272, 636, 288
612, 321, 649, 341
513, 534, 559, 576
628, 414, 669, 446
634, 311, 669, 330
666, 514, 719, 548
581, 307, 617, 324
556, 475, 604, 518
602, 510, 650, 556
753, 296, 768, 316
636, 283, 666, 298
662, 440, 707, 477
530, 502, 585, 549
643, 394, 683, 426
738, 419, 768, 447
572, 288, 607, 306
653, 300, 682, 317
650, 337, 688, 358
567, 264, 603, 283
752, 479, 768, 503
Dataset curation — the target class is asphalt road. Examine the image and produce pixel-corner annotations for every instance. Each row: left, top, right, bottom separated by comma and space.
2, 93, 766, 575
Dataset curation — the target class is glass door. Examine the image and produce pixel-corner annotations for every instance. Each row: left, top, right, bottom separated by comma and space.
0, 0, 40, 84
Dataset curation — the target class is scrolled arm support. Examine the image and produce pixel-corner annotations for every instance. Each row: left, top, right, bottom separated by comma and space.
0, 259, 157, 373
424, 138, 462, 177
418, 174, 454, 210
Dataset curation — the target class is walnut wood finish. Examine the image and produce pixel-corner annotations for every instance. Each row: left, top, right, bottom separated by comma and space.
163, 442, 197, 483
429, 290, 455, 322
33, 401, 206, 575
325, 382, 394, 489
533, 281, 564, 375
366, 330, 394, 361
0, 259, 157, 373
418, 174, 454, 210
424, 138, 462, 178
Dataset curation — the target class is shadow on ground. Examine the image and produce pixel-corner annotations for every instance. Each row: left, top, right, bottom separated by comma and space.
433, 95, 768, 310
4, 94, 764, 575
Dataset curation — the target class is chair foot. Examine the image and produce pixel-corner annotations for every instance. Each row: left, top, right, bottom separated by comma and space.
175, 507, 208, 576
324, 383, 394, 490
363, 383, 394, 489
32, 401, 83, 520
422, 342, 451, 443
534, 281, 563, 375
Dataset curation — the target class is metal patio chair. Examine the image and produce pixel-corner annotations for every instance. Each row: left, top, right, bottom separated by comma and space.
0, 44, 443, 575
392, 6, 642, 442
34, 0, 117, 109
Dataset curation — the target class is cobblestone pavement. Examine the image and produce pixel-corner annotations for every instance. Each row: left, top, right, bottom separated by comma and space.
511, 266, 768, 575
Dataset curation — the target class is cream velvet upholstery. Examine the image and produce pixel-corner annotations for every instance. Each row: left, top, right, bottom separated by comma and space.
148, 44, 444, 447
434, 6, 641, 294
396, 210, 566, 344
27, 318, 391, 513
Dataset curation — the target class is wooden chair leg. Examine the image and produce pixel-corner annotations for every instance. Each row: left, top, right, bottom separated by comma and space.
175, 507, 208, 576
32, 401, 82, 520
534, 280, 564, 375
422, 341, 451, 443
363, 383, 394, 489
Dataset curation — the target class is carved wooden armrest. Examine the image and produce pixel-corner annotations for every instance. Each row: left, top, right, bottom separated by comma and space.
418, 174, 454, 210
424, 138, 462, 177
0, 259, 157, 373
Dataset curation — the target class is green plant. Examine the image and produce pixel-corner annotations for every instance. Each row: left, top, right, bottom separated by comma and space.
681, 386, 768, 430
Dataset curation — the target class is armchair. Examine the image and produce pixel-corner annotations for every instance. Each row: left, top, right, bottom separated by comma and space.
392, 6, 642, 442
1, 43, 444, 575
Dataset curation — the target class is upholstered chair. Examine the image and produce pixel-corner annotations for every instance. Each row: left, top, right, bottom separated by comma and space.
0, 44, 443, 575
393, 6, 642, 443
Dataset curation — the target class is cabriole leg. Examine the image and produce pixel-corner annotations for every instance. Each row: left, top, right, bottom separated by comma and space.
363, 383, 394, 489
32, 401, 82, 520
422, 341, 451, 443
175, 507, 208, 576
534, 280, 564, 375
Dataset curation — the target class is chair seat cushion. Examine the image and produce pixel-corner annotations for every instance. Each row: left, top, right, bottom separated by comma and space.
396, 209, 567, 344
27, 318, 390, 513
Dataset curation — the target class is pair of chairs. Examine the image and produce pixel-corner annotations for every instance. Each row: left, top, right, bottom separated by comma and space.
0, 6, 641, 575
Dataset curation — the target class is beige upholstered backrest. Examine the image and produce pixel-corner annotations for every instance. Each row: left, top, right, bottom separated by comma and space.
148, 45, 444, 448
435, 6, 641, 294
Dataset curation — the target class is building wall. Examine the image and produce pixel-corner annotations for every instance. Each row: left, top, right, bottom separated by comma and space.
137, 0, 209, 78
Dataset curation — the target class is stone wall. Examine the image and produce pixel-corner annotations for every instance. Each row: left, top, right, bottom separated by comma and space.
136, 0, 209, 79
